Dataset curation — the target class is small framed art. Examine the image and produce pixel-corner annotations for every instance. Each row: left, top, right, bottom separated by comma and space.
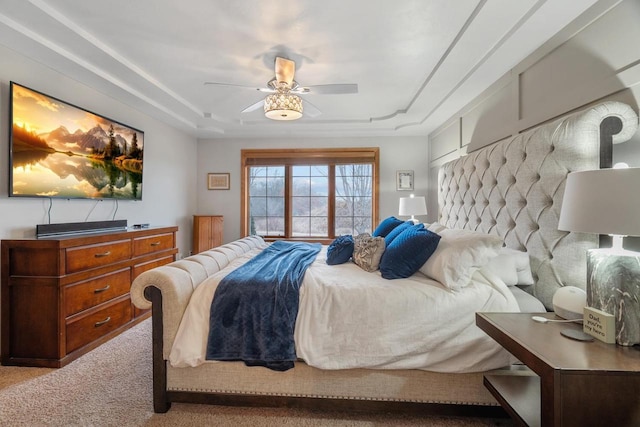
207, 173, 230, 190
396, 170, 414, 191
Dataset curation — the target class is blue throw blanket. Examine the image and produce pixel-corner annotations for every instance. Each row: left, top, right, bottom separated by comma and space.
205, 241, 321, 371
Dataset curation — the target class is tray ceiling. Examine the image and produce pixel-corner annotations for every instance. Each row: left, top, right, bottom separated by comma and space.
0, 0, 602, 138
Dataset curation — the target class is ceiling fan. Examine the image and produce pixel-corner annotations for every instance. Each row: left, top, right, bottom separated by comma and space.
204, 57, 358, 121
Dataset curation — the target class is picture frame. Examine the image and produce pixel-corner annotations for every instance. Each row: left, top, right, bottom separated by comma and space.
396, 170, 414, 191
207, 173, 230, 190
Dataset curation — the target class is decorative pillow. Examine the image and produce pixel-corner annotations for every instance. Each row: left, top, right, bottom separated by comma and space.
326, 235, 354, 265
481, 251, 519, 286
510, 248, 535, 285
481, 247, 534, 286
383, 221, 414, 247
379, 224, 441, 279
419, 228, 503, 290
372, 216, 404, 237
352, 233, 386, 272
427, 222, 447, 233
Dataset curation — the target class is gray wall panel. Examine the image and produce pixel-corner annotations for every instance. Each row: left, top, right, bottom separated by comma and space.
427, 0, 640, 223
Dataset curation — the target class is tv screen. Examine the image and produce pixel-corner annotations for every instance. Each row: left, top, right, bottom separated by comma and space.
10, 82, 144, 200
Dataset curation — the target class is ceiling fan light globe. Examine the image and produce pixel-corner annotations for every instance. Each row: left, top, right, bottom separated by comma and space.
264, 93, 303, 121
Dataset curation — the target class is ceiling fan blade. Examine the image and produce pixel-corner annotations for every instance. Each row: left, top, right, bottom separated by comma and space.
204, 81, 254, 89
295, 83, 358, 95
241, 99, 265, 113
204, 82, 275, 93
275, 57, 295, 86
302, 99, 321, 118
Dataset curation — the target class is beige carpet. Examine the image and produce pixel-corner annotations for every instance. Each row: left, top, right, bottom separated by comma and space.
0, 320, 513, 427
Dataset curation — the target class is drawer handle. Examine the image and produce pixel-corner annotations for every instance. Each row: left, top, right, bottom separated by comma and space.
94, 317, 111, 327
94, 251, 111, 258
150, 242, 161, 247
94, 284, 111, 294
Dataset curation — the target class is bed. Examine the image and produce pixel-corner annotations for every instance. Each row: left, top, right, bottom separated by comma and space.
130, 101, 638, 415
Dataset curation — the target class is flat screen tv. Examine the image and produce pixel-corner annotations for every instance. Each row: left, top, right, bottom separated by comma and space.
9, 82, 144, 200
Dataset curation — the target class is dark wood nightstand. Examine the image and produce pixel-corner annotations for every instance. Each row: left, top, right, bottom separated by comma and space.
476, 312, 640, 427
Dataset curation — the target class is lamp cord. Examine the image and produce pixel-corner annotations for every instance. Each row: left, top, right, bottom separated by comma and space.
532, 316, 582, 324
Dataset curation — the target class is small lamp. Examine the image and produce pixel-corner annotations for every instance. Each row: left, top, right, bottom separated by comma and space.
558, 164, 640, 345
398, 194, 427, 224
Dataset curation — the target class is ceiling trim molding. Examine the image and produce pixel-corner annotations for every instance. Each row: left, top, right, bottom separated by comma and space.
29, 0, 206, 118
0, 9, 199, 130
395, 0, 548, 132
370, 0, 488, 126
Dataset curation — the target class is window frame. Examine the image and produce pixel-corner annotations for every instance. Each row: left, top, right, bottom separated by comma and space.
241, 147, 380, 243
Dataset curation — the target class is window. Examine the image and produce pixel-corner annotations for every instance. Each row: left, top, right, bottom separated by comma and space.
291, 165, 328, 237
249, 166, 285, 236
335, 164, 373, 235
242, 148, 379, 241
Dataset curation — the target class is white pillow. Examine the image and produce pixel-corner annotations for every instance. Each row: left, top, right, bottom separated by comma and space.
427, 222, 447, 233
419, 228, 503, 290
481, 252, 519, 286
508, 248, 535, 285
481, 247, 534, 286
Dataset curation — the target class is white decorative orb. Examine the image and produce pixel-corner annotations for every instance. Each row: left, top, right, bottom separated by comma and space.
552, 286, 586, 320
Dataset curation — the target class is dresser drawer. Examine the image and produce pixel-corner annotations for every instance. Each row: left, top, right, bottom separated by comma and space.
66, 240, 131, 273
66, 297, 132, 353
64, 268, 131, 316
132, 255, 174, 280
133, 233, 174, 257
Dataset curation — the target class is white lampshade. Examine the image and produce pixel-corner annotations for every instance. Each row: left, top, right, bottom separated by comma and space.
558, 167, 640, 238
399, 196, 427, 223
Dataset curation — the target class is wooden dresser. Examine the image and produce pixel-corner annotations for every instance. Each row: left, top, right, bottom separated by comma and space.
192, 215, 223, 254
1, 226, 178, 368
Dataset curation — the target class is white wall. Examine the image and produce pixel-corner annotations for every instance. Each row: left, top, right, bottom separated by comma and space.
0, 45, 198, 257
426, 0, 640, 248
196, 136, 428, 243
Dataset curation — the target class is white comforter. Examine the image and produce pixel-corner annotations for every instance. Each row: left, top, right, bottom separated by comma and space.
169, 246, 520, 373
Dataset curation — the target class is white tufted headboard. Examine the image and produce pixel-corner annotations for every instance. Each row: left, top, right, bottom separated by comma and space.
438, 102, 638, 309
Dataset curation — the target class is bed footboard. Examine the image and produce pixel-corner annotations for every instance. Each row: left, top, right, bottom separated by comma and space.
145, 286, 171, 413
145, 284, 505, 416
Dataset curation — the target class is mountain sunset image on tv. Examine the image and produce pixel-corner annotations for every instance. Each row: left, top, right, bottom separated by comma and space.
10, 82, 144, 200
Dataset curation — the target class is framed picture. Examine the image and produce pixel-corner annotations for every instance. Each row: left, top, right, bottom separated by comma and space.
396, 170, 414, 191
207, 173, 230, 190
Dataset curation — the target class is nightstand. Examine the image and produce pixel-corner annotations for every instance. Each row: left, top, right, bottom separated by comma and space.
476, 312, 640, 427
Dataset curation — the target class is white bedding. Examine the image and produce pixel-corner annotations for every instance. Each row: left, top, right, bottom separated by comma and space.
169, 245, 520, 373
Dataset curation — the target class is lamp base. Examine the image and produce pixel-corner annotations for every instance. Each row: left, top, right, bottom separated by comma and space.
587, 248, 640, 346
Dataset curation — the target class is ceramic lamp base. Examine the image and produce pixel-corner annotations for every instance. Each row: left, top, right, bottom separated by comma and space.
587, 248, 640, 346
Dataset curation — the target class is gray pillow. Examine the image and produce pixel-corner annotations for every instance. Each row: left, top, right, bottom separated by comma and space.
353, 233, 386, 272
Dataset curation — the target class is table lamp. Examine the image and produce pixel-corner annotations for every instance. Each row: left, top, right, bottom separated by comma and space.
558, 164, 640, 345
398, 195, 427, 224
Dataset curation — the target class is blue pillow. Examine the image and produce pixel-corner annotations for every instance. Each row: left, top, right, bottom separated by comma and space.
326, 235, 354, 265
383, 221, 413, 247
380, 224, 441, 279
372, 216, 404, 237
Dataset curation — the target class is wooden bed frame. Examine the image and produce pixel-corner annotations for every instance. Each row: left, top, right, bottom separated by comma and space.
131, 101, 638, 416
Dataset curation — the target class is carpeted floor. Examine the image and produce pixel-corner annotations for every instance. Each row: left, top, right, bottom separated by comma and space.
0, 319, 514, 426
